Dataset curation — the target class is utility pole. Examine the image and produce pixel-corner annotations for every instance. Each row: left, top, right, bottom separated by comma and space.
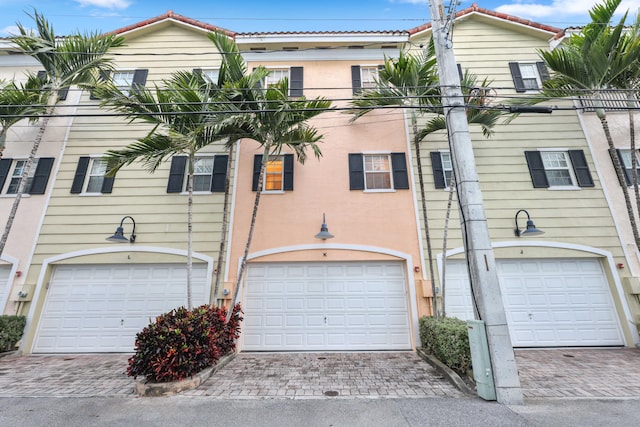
427, 0, 523, 405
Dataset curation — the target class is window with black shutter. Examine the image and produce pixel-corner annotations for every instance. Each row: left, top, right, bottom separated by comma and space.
167, 155, 228, 193
348, 152, 409, 191
70, 157, 115, 194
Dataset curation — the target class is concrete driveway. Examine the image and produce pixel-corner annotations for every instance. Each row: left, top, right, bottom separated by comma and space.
0, 348, 639, 400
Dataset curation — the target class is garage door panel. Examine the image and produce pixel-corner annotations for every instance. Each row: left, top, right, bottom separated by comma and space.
242, 262, 412, 351
445, 258, 624, 347
34, 263, 208, 353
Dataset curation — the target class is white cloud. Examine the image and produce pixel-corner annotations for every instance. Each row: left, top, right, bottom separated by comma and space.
74, 0, 131, 9
495, 1, 640, 20
0, 25, 20, 36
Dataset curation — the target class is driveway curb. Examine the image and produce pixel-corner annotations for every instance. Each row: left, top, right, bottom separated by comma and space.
416, 348, 475, 395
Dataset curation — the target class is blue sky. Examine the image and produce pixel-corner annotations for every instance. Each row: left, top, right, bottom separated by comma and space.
1, 1, 639, 36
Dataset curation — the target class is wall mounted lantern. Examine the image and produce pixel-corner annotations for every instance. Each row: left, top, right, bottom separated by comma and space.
106, 215, 136, 243
314, 213, 334, 240
514, 209, 544, 237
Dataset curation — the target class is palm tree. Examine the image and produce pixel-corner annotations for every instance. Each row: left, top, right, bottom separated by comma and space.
0, 76, 46, 158
219, 77, 332, 316
97, 70, 236, 309
0, 10, 123, 257
534, 0, 640, 250
349, 46, 501, 317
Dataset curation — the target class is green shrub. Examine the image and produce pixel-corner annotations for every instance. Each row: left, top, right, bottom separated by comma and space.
127, 304, 243, 383
420, 316, 471, 374
0, 315, 27, 352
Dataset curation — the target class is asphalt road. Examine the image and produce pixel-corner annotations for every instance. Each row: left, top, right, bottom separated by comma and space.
1, 396, 639, 427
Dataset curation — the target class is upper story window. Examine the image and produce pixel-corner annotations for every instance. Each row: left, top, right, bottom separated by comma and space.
509, 62, 549, 93
262, 67, 304, 97
202, 69, 220, 84
113, 69, 148, 95
70, 156, 115, 194
167, 155, 229, 193
348, 152, 409, 191
615, 149, 640, 186
0, 157, 54, 195
430, 151, 454, 189
252, 154, 294, 192
525, 150, 594, 189
351, 65, 382, 94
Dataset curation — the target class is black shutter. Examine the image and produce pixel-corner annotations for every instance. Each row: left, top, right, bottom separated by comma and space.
457, 64, 463, 81
568, 150, 594, 187
57, 86, 69, 101
536, 62, 550, 82
167, 156, 187, 193
351, 65, 362, 95
29, 157, 54, 195
211, 155, 228, 193
391, 152, 409, 190
289, 67, 303, 97
0, 159, 12, 193
283, 154, 294, 191
614, 149, 632, 186
101, 175, 115, 193
524, 151, 549, 188
36, 71, 46, 81
252, 155, 262, 191
131, 69, 149, 94
193, 68, 202, 76
430, 152, 446, 189
70, 157, 90, 193
348, 153, 364, 190
509, 62, 526, 93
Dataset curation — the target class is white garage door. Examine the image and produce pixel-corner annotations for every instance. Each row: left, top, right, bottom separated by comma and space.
0, 265, 11, 312
34, 263, 209, 353
445, 258, 624, 347
242, 262, 412, 351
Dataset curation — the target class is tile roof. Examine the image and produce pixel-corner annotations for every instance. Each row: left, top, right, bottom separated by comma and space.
108, 10, 236, 37
407, 2, 564, 37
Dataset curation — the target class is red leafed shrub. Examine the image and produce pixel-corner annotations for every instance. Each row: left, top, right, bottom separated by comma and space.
127, 304, 243, 383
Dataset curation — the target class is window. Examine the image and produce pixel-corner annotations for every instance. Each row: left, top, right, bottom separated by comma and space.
351, 65, 382, 94
252, 154, 294, 192
167, 155, 228, 193
0, 157, 54, 195
112, 69, 149, 96
508, 62, 549, 92
261, 67, 304, 97
430, 151, 454, 189
524, 150, 594, 189
615, 149, 640, 186
201, 69, 219, 84
70, 157, 115, 194
348, 153, 409, 191
360, 67, 379, 89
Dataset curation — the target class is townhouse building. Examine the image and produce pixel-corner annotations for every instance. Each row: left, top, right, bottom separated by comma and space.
2, 4, 638, 353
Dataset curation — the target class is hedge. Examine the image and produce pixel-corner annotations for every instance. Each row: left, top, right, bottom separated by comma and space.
0, 315, 26, 352
419, 316, 472, 375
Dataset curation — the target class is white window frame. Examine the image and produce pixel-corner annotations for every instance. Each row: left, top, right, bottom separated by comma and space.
262, 155, 285, 193
82, 157, 108, 195
187, 155, 215, 193
518, 63, 542, 91
440, 151, 454, 189
360, 66, 379, 89
201, 69, 220, 84
3, 159, 37, 195
263, 68, 290, 89
112, 70, 136, 95
539, 150, 578, 189
363, 153, 394, 192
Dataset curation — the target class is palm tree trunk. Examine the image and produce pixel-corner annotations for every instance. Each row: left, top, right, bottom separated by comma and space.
228, 143, 270, 320
599, 110, 640, 250
440, 174, 456, 318
0, 129, 7, 159
0, 96, 55, 258
212, 144, 234, 308
186, 154, 194, 309
411, 113, 437, 318
628, 103, 640, 220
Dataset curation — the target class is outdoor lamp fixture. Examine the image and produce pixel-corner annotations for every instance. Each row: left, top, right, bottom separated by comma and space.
106, 215, 136, 243
314, 213, 334, 240
514, 209, 544, 237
